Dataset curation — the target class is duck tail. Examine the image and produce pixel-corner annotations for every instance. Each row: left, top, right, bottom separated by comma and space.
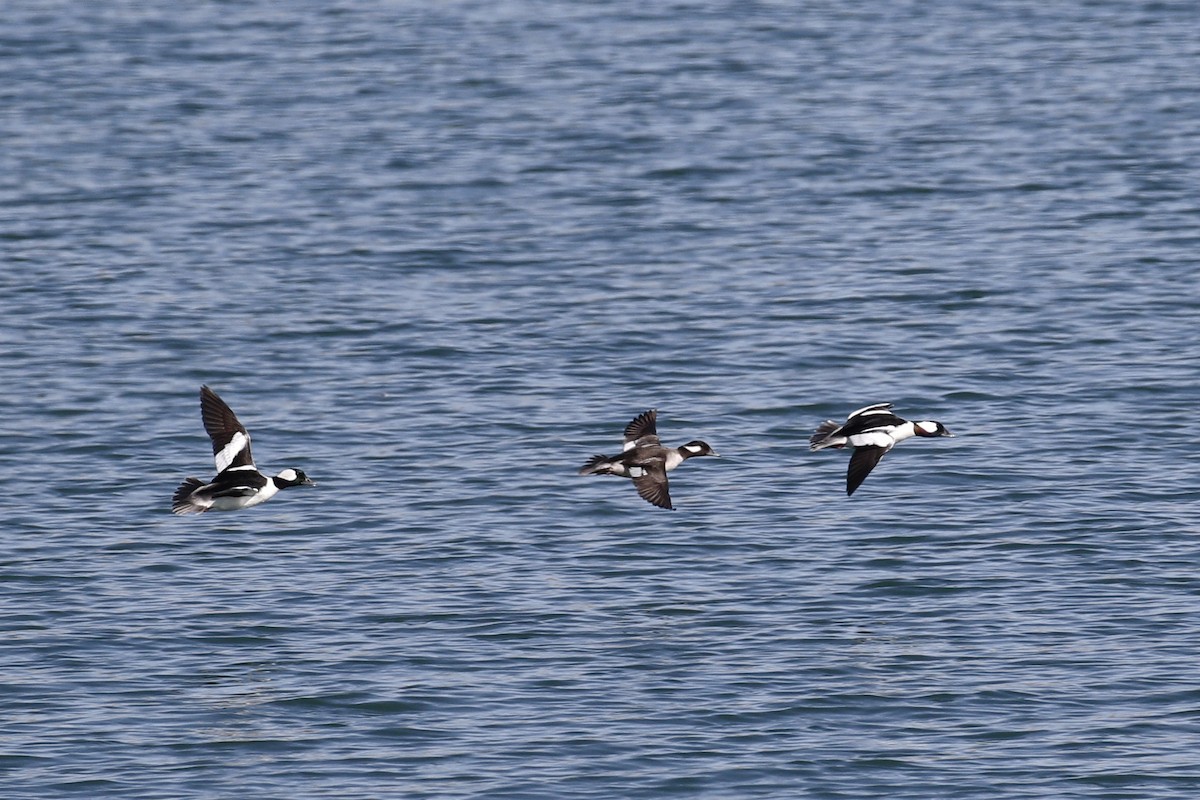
578, 455, 614, 476
171, 477, 207, 515
809, 420, 845, 451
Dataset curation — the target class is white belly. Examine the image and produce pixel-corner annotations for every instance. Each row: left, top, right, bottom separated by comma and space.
209, 481, 279, 511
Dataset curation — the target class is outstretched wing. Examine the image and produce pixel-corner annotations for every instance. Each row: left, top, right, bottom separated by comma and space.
200, 385, 255, 472
623, 409, 660, 451
631, 462, 673, 510
846, 446, 887, 496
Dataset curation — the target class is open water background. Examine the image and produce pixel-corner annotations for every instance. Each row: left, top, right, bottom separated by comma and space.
2, 1, 1200, 797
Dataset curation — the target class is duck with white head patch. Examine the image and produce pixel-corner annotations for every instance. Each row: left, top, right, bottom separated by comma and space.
578, 409, 718, 510
171, 385, 315, 514
810, 403, 953, 496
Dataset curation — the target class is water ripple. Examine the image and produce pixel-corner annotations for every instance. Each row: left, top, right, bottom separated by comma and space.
3, 1, 1200, 798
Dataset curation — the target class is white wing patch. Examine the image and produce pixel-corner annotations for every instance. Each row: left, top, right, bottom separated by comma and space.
214, 431, 250, 473
628, 466, 647, 478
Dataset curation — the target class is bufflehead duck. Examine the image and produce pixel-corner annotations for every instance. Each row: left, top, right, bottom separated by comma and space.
171, 385, 315, 514
578, 409, 718, 510
809, 403, 953, 496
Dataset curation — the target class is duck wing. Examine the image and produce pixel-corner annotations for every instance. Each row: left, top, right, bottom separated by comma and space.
846, 445, 888, 496
200, 385, 255, 472
631, 461, 673, 510
623, 409, 660, 451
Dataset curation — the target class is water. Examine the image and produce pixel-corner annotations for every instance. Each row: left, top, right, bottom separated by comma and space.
3, 1, 1200, 797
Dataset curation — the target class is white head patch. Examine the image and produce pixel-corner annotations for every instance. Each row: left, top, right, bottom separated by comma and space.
684, 444, 704, 454
277, 468, 298, 482
916, 421, 938, 434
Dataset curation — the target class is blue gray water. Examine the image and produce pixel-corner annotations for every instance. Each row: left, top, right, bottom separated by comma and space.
3, 1, 1200, 798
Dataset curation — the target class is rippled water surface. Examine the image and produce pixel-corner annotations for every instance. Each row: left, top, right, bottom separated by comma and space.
3, 1, 1200, 798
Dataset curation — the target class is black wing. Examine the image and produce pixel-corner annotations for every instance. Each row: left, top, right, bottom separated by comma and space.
623, 409, 660, 450
632, 462, 673, 510
846, 446, 888, 496
200, 385, 254, 471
